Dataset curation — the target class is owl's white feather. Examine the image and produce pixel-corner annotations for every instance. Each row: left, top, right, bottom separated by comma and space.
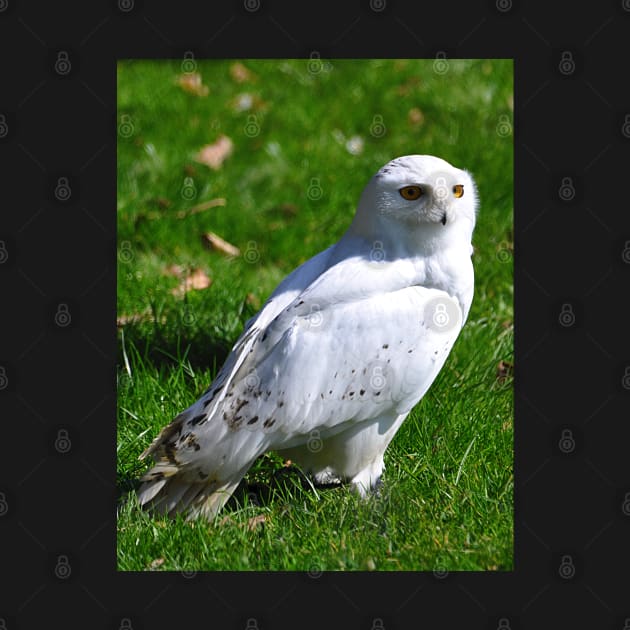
137, 154, 478, 520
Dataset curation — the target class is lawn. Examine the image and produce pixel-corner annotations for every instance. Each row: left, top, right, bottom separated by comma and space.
116, 58, 513, 571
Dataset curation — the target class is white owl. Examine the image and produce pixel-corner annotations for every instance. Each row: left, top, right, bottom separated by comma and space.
136, 154, 478, 520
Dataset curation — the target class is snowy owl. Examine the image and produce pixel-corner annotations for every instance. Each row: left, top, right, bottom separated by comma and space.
137, 154, 478, 520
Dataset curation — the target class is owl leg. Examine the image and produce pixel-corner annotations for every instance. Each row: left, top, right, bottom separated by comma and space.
349, 455, 385, 497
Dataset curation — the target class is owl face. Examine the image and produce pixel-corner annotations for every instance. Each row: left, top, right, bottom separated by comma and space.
370, 155, 477, 229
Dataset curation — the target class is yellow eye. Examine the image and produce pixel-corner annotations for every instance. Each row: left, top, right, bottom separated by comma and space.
453, 184, 464, 198
399, 185, 424, 200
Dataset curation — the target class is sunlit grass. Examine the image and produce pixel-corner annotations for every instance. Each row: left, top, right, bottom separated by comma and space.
117, 58, 513, 571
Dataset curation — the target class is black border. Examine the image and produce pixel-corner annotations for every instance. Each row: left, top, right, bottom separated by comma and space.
1, 1, 629, 628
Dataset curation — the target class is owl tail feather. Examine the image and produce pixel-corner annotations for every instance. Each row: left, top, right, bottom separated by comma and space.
136, 471, 242, 521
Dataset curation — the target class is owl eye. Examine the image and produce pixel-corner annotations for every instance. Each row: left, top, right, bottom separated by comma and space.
452, 184, 464, 198
399, 185, 424, 200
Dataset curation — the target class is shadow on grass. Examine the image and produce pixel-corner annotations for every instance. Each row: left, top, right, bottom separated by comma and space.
116, 462, 347, 519
118, 321, 233, 371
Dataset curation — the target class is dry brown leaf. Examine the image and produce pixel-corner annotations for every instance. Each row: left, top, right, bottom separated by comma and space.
408, 107, 425, 126
246, 514, 266, 531
175, 197, 226, 219
148, 557, 166, 570
195, 135, 233, 170
245, 292, 261, 310
163, 264, 184, 277
202, 232, 240, 257
230, 61, 255, 83
176, 72, 209, 96
171, 268, 212, 297
117, 310, 164, 327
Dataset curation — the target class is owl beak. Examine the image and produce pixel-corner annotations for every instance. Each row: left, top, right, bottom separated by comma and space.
440, 212, 447, 226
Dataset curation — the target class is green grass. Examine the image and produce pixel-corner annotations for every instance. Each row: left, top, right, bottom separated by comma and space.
116, 58, 513, 571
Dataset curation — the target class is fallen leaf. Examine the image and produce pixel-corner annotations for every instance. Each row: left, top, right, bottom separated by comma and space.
175, 197, 226, 219
176, 72, 209, 96
397, 76, 421, 96
496, 360, 513, 384
163, 264, 184, 277
117, 310, 165, 327
202, 231, 240, 257
195, 135, 233, 170
246, 514, 266, 531
230, 61, 255, 83
408, 107, 425, 126
246, 292, 261, 310
171, 267, 212, 297
148, 557, 165, 570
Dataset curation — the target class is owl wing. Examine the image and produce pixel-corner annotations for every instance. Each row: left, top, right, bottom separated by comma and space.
137, 258, 464, 518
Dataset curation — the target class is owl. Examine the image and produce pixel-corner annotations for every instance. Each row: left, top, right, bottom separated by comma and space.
136, 154, 477, 520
